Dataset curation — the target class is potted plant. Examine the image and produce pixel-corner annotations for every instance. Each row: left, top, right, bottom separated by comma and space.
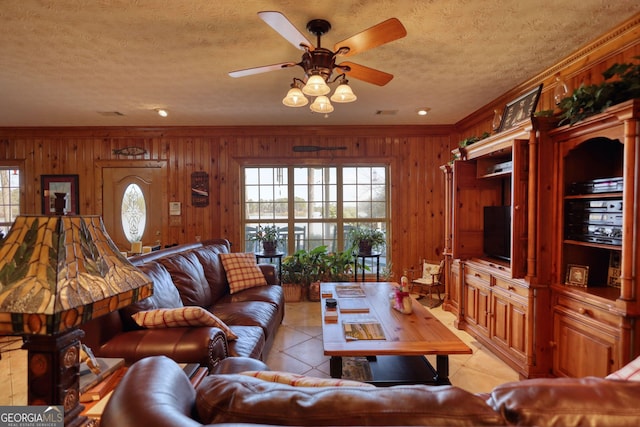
348, 226, 386, 255
251, 225, 279, 254
281, 245, 354, 301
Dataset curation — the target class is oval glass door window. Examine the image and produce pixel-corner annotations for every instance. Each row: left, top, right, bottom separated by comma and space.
121, 183, 146, 242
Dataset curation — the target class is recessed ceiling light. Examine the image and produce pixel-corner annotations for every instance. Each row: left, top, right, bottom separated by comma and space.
416, 107, 431, 116
155, 109, 168, 117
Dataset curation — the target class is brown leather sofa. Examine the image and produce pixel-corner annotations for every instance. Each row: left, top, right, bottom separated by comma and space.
102, 356, 640, 427
81, 239, 284, 369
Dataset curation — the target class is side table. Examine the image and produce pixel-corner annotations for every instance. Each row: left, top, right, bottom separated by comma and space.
255, 251, 284, 281
354, 252, 381, 282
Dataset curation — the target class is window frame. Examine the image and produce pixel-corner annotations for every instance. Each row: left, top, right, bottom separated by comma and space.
0, 161, 24, 236
241, 161, 391, 276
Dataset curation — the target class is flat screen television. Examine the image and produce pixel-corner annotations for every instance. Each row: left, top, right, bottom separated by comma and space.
483, 206, 511, 261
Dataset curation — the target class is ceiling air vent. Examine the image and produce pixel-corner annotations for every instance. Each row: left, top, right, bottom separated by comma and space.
375, 110, 398, 115
97, 111, 125, 117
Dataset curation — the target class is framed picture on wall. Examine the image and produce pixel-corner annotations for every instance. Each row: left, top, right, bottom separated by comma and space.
41, 174, 79, 215
497, 84, 543, 132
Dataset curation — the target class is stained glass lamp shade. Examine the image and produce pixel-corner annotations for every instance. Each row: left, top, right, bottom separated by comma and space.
0, 215, 153, 425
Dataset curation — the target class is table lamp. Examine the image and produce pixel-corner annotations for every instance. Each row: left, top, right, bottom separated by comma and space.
0, 215, 153, 426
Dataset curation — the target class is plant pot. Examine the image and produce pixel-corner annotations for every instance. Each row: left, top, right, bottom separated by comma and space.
358, 241, 373, 255
282, 283, 303, 302
262, 241, 277, 254
307, 281, 321, 302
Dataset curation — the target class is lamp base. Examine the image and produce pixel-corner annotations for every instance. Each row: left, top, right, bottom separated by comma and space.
22, 328, 90, 426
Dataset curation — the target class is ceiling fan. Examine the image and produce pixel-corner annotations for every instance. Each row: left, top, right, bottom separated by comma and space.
228, 11, 407, 112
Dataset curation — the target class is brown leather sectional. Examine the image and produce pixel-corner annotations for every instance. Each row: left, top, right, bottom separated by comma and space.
81, 239, 284, 369
103, 356, 640, 427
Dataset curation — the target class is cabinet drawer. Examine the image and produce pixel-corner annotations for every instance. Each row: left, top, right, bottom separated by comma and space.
494, 277, 529, 299
464, 266, 490, 285
554, 294, 621, 328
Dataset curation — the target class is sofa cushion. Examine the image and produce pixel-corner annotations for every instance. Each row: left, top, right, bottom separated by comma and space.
488, 376, 640, 427
220, 252, 267, 294
606, 355, 640, 381
119, 261, 184, 331
191, 245, 231, 302
211, 300, 280, 340
159, 251, 213, 307
240, 371, 375, 388
195, 374, 505, 426
226, 325, 265, 359
132, 307, 238, 340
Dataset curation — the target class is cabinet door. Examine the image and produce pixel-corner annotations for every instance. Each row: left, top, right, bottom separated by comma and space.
552, 310, 618, 377
452, 161, 500, 259
476, 285, 491, 336
464, 281, 479, 325
492, 291, 528, 361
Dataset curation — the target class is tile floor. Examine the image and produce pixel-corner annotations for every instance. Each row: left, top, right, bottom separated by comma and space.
0, 301, 519, 405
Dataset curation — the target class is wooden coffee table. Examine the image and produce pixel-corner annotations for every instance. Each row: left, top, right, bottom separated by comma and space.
321, 282, 472, 386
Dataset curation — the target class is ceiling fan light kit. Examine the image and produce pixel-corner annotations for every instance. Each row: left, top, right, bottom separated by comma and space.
310, 95, 334, 113
302, 74, 331, 96
230, 11, 406, 115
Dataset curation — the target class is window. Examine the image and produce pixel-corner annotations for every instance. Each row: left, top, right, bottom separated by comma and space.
121, 183, 146, 243
0, 168, 20, 237
243, 165, 389, 275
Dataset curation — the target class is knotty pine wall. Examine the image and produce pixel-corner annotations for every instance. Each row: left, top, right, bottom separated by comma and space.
0, 12, 638, 280
0, 126, 454, 279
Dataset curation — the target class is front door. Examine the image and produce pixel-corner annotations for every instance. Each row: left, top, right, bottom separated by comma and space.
100, 162, 166, 252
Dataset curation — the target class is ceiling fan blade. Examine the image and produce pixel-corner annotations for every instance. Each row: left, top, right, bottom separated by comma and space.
339, 62, 393, 86
258, 11, 314, 51
229, 62, 297, 78
334, 18, 407, 57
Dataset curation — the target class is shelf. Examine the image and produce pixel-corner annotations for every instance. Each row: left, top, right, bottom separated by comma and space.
564, 192, 622, 200
563, 239, 622, 250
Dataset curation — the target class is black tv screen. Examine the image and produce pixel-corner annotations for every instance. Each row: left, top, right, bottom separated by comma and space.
483, 206, 511, 261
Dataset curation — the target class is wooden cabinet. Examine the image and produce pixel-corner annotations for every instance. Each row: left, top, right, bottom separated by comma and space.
463, 260, 530, 373
442, 119, 554, 378
549, 99, 640, 377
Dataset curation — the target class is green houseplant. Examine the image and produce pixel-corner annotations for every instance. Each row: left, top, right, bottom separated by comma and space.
348, 226, 386, 255
281, 245, 354, 301
557, 56, 640, 126
251, 225, 279, 253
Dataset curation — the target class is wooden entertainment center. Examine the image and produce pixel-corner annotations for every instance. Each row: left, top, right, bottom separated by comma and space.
441, 99, 640, 379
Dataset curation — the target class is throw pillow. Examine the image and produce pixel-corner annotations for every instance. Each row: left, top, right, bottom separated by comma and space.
606, 355, 640, 381
219, 252, 267, 294
132, 307, 238, 340
239, 371, 374, 388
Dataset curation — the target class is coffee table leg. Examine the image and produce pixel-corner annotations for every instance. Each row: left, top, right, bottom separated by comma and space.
435, 355, 449, 384
329, 356, 343, 378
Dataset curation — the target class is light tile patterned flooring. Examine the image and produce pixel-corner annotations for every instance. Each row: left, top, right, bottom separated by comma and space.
0, 301, 519, 405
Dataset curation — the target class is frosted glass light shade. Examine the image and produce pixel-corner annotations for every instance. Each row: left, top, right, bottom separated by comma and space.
330, 83, 357, 103
282, 87, 309, 107
303, 75, 330, 96
310, 95, 334, 113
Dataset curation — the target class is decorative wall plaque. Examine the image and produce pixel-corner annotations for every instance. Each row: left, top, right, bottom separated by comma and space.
191, 171, 209, 207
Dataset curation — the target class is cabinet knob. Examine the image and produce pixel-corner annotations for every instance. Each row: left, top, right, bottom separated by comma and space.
578, 307, 590, 316
508, 286, 515, 291
549, 341, 557, 348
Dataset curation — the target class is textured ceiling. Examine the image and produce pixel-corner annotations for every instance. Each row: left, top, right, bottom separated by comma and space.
1, 1, 639, 127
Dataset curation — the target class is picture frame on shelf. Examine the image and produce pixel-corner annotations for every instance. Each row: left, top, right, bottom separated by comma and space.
497, 84, 543, 132
565, 264, 589, 287
41, 174, 80, 215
